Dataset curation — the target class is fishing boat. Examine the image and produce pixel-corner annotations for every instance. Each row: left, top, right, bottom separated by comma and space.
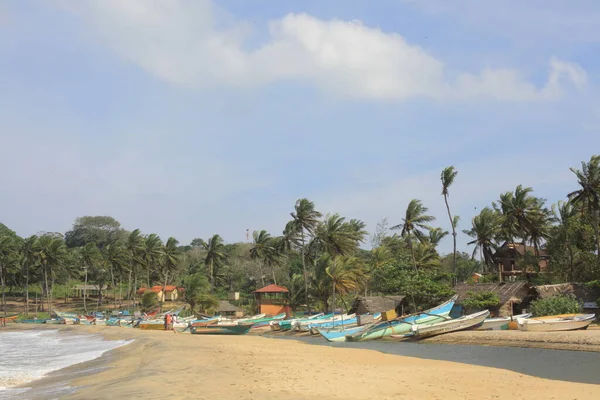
273, 313, 329, 332
316, 313, 382, 340
190, 322, 253, 335
45, 318, 66, 324
52, 310, 78, 318
476, 313, 531, 331
19, 318, 47, 324
517, 314, 596, 332
294, 314, 355, 332
2, 314, 20, 322
345, 295, 458, 342
398, 310, 490, 339
247, 313, 286, 328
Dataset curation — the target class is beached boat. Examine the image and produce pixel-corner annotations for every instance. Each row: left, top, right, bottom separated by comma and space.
19, 318, 47, 324
398, 310, 490, 339
52, 310, 78, 318
517, 314, 596, 332
45, 318, 65, 324
2, 314, 20, 322
316, 313, 382, 340
273, 313, 329, 332
190, 322, 253, 335
295, 314, 355, 332
345, 295, 458, 342
249, 313, 286, 328
476, 313, 531, 331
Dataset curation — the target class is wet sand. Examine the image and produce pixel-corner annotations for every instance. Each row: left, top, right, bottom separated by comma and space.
419, 327, 600, 352
4, 325, 599, 400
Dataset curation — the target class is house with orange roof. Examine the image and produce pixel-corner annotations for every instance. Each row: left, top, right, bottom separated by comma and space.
137, 285, 181, 302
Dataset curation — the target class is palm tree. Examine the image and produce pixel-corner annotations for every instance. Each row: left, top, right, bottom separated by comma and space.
495, 185, 544, 250
551, 201, 579, 281
200, 234, 227, 292
289, 198, 322, 314
125, 229, 145, 309
463, 207, 500, 269
0, 236, 18, 317
160, 237, 181, 308
391, 199, 435, 272
314, 214, 364, 258
104, 242, 128, 308
37, 234, 67, 313
20, 235, 40, 317
427, 227, 449, 248
412, 242, 441, 270
80, 243, 101, 312
568, 155, 600, 258
143, 233, 164, 287
326, 256, 367, 314
250, 230, 281, 286
441, 166, 458, 284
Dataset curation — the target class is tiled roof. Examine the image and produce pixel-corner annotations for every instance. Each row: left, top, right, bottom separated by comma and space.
253, 284, 289, 293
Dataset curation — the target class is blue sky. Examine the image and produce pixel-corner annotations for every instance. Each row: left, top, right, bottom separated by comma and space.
1, 0, 599, 254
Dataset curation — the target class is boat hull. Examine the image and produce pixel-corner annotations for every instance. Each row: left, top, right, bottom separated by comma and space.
407, 310, 490, 339
518, 314, 596, 332
476, 313, 532, 331
190, 324, 252, 335
346, 296, 457, 342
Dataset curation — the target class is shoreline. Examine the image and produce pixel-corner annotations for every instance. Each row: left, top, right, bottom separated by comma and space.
2, 325, 600, 399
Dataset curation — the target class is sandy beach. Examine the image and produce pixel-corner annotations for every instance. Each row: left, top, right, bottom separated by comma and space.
3, 325, 599, 400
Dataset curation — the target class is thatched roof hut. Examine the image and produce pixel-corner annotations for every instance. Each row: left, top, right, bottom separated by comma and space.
454, 281, 534, 316
534, 283, 600, 309
216, 300, 243, 316
349, 296, 406, 315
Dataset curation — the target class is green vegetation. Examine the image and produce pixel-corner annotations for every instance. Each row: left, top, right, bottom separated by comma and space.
141, 290, 158, 311
530, 295, 581, 317
1, 156, 600, 317
461, 291, 501, 311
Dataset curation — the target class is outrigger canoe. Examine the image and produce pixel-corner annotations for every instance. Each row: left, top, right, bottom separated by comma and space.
399, 310, 490, 339
345, 295, 458, 342
190, 322, 253, 335
476, 313, 531, 331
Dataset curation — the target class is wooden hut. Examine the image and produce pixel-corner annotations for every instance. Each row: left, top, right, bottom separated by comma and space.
348, 296, 406, 316
73, 284, 105, 298
253, 284, 290, 316
534, 283, 600, 320
217, 300, 244, 318
493, 242, 550, 281
137, 285, 180, 302
454, 281, 534, 317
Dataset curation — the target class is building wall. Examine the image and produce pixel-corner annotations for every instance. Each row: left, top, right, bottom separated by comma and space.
259, 304, 290, 316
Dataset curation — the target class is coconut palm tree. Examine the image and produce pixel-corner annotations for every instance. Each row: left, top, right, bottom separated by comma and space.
326, 256, 367, 314
412, 242, 441, 270
199, 234, 227, 292
250, 230, 281, 286
160, 237, 181, 307
391, 199, 435, 272
427, 227, 449, 248
568, 155, 600, 258
0, 236, 18, 317
551, 200, 579, 281
495, 185, 545, 251
125, 229, 145, 308
80, 242, 101, 311
441, 166, 458, 283
289, 198, 322, 314
37, 234, 67, 313
463, 207, 500, 269
20, 235, 40, 316
143, 233, 164, 287
104, 242, 128, 308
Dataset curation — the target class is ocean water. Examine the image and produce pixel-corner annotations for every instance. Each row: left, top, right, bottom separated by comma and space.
0, 329, 131, 398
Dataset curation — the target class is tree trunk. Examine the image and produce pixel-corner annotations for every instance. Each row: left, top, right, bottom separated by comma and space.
0, 262, 6, 317
43, 263, 51, 314
331, 280, 336, 315
300, 230, 311, 315
24, 264, 29, 317
127, 269, 132, 311
444, 194, 457, 286
408, 231, 418, 273
257, 261, 265, 287
84, 268, 88, 312
271, 266, 277, 285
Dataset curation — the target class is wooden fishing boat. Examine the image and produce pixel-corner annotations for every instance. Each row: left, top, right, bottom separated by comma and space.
316, 313, 382, 340
249, 313, 286, 328
517, 314, 596, 332
294, 314, 355, 332
52, 310, 78, 318
190, 322, 253, 335
398, 310, 490, 339
19, 318, 47, 324
273, 313, 330, 332
346, 295, 458, 342
2, 314, 19, 322
45, 318, 66, 324
475, 313, 531, 331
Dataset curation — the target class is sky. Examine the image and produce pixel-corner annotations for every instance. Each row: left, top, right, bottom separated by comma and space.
1, 0, 599, 255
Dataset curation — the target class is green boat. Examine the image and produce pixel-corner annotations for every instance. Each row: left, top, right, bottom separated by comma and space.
190, 323, 253, 335
274, 313, 331, 331
249, 313, 286, 328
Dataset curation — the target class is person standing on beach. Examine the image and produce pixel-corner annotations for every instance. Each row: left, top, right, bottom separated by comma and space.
165, 313, 172, 331
172, 314, 177, 334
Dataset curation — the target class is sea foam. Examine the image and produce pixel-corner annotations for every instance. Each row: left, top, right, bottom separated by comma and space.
0, 329, 130, 398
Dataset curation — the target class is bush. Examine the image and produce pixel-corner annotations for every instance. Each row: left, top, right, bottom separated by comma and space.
530, 294, 581, 317
141, 291, 158, 311
462, 291, 500, 311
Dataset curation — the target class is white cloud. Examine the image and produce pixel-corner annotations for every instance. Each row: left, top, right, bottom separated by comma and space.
57, 0, 586, 102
